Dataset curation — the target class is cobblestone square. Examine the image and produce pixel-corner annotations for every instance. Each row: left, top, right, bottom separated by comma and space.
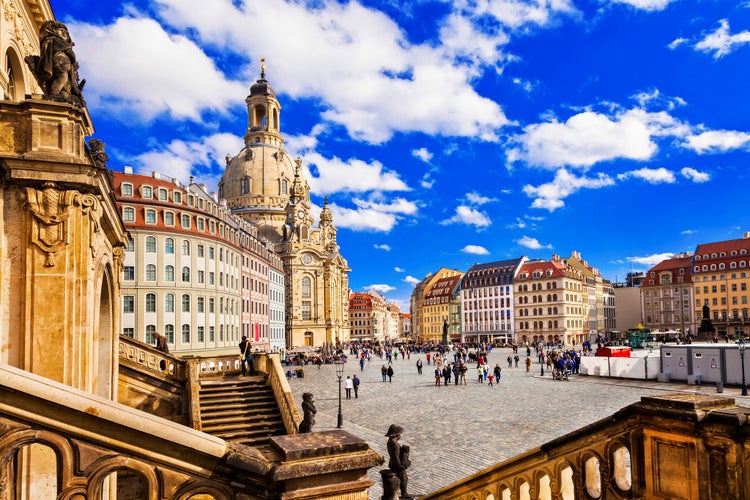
288, 347, 749, 498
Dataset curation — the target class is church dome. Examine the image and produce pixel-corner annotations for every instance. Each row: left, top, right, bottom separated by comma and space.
220, 144, 296, 212
250, 77, 275, 98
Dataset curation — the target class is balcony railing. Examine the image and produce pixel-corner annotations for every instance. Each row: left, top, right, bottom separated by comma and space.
421, 393, 750, 499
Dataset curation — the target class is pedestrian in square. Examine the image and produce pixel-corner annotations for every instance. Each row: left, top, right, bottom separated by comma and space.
352, 374, 360, 398
344, 376, 353, 399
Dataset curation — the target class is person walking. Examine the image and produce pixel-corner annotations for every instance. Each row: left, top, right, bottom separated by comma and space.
344, 376, 353, 399
359, 356, 365, 371
387, 364, 394, 382
434, 367, 442, 387
477, 365, 484, 383
460, 363, 468, 385
352, 374, 360, 398
416, 358, 423, 374
443, 364, 451, 386
381, 364, 387, 382
239, 335, 254, 376
494, 363, 502, 382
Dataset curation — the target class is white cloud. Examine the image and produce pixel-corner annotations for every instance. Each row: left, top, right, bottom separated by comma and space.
694, 19, 750, 59
508, 217, 526, 229
462, 245, 490, 255
412, 147, 433, 163
681, 229, 696, 235
517, 236, 552, 250
404, 275, 421, 285
507, 108, 690, 170
69, 17, 246, 121
329, 197, 418, 232
394, 267, 405, 273
523, 169, 615, 211
368, 284, 396, 293
133, 132, 243, 187
680, 167, 710, 183
304, 153, 410, 195
155, 0, 509, 143
684, 130, 750, 153
617, 167, 675, 184
458, 0, 579, 30
610, 0, 675, 12
628, 253, 675, 267
374, 244, 392, 251
466, 192, 496, 205
441, 206, 492, 228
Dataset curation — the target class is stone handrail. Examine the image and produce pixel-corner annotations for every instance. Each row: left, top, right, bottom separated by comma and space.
420, 393, 750, 500
0, 363, 382, 499
257, 352, 301, 434
118, 335, 187, 379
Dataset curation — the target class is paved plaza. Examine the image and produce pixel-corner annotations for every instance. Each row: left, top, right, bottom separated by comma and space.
287, 347, 750, 499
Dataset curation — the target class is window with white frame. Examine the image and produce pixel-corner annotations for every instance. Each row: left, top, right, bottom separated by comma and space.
122, 207, 135, 222
121, 183, 133, 196
145, 209, 156, 224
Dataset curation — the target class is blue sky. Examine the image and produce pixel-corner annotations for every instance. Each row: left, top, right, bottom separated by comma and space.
51, 0, 750, 310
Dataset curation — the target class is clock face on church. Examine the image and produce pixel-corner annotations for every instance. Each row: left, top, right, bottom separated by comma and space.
298, 210, 305, 219
301, 253, 313, 265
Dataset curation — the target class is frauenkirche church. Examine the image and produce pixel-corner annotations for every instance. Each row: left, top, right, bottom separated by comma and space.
220, 62, 351, 349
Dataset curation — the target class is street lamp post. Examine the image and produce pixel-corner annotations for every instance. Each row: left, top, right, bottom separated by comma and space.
335, 359, 344, 427
740, 340, 748, 396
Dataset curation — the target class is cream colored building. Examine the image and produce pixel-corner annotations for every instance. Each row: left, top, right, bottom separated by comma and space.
112, 169, 284, 355
220, 66, 350, 348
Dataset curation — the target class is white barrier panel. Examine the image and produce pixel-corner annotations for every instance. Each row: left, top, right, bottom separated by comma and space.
580, 357, 609, 376
580, 356, 661, 380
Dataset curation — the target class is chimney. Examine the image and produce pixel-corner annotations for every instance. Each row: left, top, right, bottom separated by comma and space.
745, 232, 749, 239
123, 165, 133, 174
153, 172, 161, 180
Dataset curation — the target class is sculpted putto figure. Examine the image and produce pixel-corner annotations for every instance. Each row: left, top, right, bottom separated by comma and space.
25, 20, 85, 105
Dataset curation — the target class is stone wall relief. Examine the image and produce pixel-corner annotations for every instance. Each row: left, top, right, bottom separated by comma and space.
25, 182, 102, 267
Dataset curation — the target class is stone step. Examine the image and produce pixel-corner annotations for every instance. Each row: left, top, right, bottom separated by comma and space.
197, 376, 287, 447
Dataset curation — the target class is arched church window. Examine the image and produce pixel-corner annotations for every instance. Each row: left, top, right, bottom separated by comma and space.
301, 276, 311, 299
300, 226, 309, 239
5, 53, 16, 100
243, 177, 250, 194
273, 108, 279, 129
280, 178, 288, 194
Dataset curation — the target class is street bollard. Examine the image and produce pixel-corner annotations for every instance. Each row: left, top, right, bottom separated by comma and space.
716, 382, 723, 393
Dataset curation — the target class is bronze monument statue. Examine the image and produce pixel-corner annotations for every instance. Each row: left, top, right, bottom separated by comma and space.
25, 20, 85, 106
383, 424, 412, 499
299, 392, 316, 433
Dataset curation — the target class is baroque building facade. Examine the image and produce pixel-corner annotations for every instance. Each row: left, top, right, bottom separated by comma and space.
460, 258, 526, 344
112, 168, 285, 355
219, 66, 350, 348
641, 252, 694, 336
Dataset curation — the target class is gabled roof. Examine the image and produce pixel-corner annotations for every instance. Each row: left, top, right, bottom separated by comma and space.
642, 254, 693, 287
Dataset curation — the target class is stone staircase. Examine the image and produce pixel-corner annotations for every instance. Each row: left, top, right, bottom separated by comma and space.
199, 376, 287, 447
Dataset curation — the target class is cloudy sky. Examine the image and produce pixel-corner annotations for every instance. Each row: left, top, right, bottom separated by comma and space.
53, 0, 750, 309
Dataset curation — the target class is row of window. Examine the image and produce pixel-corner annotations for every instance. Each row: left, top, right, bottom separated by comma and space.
122, 323, 236, 344
123, 294, 238, 314
695, 261, 748, 272
695, 249, 749, 261
124, 264, 237, 288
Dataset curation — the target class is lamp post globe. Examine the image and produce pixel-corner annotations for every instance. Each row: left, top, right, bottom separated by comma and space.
334, 359, 344, 428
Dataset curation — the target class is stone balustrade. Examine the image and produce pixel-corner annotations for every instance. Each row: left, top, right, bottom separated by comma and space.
421, 393, 750, 500
0, 362, 382, 499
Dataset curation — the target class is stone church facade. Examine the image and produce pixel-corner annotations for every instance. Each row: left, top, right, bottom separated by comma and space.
220, 65, 350, 348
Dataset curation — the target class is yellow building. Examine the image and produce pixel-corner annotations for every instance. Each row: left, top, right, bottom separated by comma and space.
220, 67, 350, 348
692, 233, 750, 340
416, 269, 463, 344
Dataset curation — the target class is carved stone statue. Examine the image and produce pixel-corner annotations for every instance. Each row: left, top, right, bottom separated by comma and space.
25, 20, 85, 105
384, 424, 412, 499
88, 139, 108, 168
299, 392, 316, 433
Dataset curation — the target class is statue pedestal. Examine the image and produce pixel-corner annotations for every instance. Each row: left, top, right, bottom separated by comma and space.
380, 470, 400, 500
